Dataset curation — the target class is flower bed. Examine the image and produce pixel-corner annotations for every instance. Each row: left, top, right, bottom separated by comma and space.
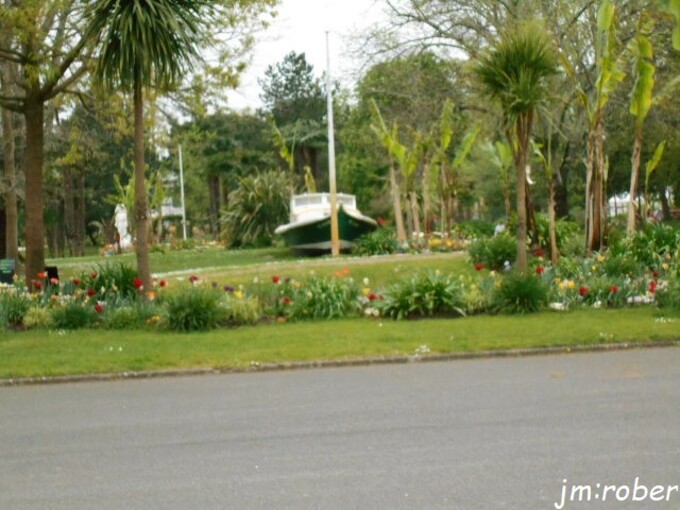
2, 228, 680, 332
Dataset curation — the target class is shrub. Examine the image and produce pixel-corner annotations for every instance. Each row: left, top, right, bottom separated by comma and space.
380, 272, 465, 320
625, 223, 680, 268
601, 254, 639, 278
461, 275, 497, 315
78, 262, 140, 302
221, 170, 291, 248
0, 290, 32, 328
104, 305, 156, 330
656, 273, 680, 310
51, 302, 97, 329
163, 286, 225, 332
468, 234, 517, 270
352, 227, 398, 256
532, 213, 579, 251
454, 220, 494, 239
284, 276, 361, 321
23, 307, 54, 329
494, 272, 548, 314
223, 295, 262, 326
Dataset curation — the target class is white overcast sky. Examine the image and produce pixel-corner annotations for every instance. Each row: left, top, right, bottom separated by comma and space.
226, 0, 386, 110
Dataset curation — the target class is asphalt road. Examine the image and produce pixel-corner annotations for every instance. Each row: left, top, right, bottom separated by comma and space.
1, 348, 679, 510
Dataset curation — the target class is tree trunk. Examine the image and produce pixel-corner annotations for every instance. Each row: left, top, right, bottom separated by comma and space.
133, 81, 151, 292
554, 141, 571, 219
75, 167, 85, 256
627, 127, 642, 235
410, 191, 421, 243
660, 187, 671, 221
515, 114, 532, 273
24, 95, 45, 287
63, 165, 75, 256
548, 178, 559, 265
208, 175, 221, 239
2, 106, 18, 261
586, 115, 605, 254
389, 159, 406, 243
422, 158, 431, 235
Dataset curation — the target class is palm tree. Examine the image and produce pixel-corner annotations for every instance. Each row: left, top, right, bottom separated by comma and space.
86, 0, 212, 290
474, 22, 558, 273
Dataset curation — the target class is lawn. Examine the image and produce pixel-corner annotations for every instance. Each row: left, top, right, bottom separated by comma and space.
6, 245, 675, 381
48, 246, 471, 289
1, 307, 678, 380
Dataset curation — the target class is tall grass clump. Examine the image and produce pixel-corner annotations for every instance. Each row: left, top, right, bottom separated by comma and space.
163, 286, 225, 332
380, 272, 465, 320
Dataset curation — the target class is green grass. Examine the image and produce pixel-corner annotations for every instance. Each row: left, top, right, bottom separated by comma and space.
48, 246, 295, 277
48, 247, 470, 290
1, 308, 678, 380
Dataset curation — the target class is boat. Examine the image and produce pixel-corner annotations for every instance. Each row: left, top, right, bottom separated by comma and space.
276, 33, 378, 254
274, 193, 377, 252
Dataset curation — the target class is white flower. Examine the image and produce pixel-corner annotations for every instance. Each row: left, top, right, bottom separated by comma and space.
549, 302, 568, 311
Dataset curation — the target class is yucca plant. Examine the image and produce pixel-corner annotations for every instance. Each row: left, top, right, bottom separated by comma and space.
221, 170, 291, 247
380, 272, 465, 320
474, 21, 559, 273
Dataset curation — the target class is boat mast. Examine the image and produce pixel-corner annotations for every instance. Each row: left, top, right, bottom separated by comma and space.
326, 31, 340, 256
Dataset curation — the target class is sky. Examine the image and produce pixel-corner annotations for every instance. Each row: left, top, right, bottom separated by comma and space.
226, 0, 386, 110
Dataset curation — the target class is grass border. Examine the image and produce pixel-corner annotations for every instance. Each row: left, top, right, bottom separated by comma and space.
2, 340, 678, 388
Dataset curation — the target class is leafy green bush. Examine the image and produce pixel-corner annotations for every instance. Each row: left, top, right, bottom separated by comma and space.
78, 262, 140, 302
625, 223, 680, 268
51, 302, 97, 329
380, 272, 465, 320
221, 170, 291, 248
351, 227, 397, 256
656, 273, 680, 310
494, 272, 548, 314
0, 290, 32, 328
559, 231, 586, 258
284, 276, 361, 321
601, 254, 640, 278
163, 286, 225, 332
468, 234, 517, 270
532, 213, 579, 251
454, 220, 494, 239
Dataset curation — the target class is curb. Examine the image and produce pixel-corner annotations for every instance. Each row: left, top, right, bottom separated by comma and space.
2, 340, 679, 388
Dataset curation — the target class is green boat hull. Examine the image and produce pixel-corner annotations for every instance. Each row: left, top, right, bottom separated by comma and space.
279, 206, 377, 253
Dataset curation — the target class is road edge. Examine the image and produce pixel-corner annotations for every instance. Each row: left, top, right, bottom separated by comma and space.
1, 339, 679, 387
